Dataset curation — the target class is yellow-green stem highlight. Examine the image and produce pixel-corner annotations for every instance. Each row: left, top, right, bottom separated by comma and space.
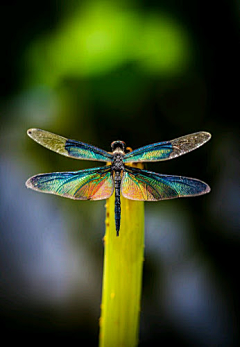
99, 191, 144, 347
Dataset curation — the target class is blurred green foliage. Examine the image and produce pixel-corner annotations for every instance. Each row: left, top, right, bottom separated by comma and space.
26, 2, 190, 86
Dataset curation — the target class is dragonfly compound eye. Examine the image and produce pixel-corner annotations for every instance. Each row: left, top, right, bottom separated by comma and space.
111, 141, 126, 152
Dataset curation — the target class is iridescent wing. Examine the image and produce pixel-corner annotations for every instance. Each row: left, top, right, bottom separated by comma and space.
27, 128, 113, 162
123, 132, 211, 163
26, 166, 114, 200
121, 166, 210, 201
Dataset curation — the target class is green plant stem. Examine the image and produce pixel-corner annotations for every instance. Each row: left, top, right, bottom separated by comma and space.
99, 192, 144, 347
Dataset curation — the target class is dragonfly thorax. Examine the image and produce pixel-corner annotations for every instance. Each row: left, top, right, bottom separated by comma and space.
111, 141, 125, 173
112, 153, 125, 172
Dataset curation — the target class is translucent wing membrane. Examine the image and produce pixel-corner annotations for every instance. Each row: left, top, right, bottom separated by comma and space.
123, 131, 211, 163
27, 128, 113, 162
121, 166, 210, 201
26, 166, 114, 200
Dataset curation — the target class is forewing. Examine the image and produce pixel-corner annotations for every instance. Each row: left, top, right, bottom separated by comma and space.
121, 166, 210, 201
26, 166, 114, 200
27, 128, 113, 162
123, 132, 211, 163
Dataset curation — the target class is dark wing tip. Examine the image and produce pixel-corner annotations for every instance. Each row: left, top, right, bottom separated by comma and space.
27, 128, 33, 137
27, 128, 39, 138
195, 180, 211, 196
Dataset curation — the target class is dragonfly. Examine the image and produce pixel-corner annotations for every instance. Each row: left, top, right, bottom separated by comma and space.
26, 129, 211, 236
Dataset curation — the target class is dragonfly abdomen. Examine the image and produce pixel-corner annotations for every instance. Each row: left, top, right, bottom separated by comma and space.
114, 171, 121, 236
112, 150, 125, 236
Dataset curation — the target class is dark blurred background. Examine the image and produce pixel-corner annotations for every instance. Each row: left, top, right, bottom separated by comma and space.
0, 0, 239, 345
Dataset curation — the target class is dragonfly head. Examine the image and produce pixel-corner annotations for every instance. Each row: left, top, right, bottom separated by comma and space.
111, 140, 126, 153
